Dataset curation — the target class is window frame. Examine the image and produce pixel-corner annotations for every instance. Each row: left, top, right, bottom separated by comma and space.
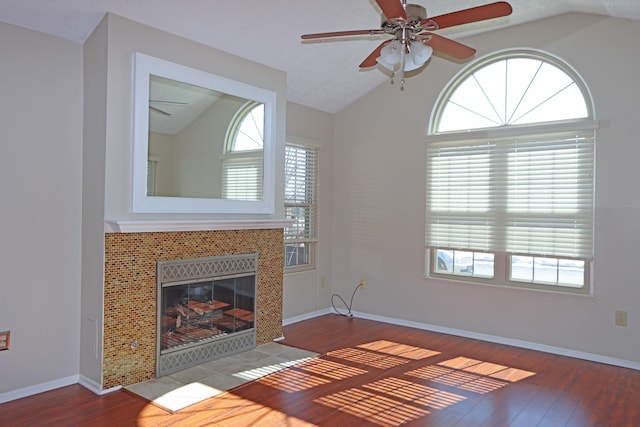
284, 141, 318, 272
427, 249, 593, 295
425, 49, 597, 295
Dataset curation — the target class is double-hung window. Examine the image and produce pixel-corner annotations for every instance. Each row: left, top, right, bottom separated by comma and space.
426, 49, 596, 294
284, 143, 317, 271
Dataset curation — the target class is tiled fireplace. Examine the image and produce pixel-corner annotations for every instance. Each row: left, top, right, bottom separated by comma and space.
103, 228, 284, 389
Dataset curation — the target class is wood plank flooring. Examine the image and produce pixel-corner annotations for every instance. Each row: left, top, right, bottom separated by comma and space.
1, 314, 639, 426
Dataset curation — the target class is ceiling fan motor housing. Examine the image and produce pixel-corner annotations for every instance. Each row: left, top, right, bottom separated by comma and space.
381, 4, 427, 27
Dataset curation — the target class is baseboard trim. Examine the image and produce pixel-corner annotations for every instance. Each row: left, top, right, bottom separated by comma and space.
282, 308, 332, 326
78, 375, 101, 394
285, 308, 640, 371
0, 375, 79, 404
77, 375, 121, 395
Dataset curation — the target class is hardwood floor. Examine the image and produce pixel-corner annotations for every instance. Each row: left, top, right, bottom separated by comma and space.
2, 314, 639, 426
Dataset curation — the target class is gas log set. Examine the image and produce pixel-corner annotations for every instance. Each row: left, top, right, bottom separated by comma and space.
160, 279, 255, 352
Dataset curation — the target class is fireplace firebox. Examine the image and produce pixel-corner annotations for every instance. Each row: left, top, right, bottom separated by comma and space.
156, 253, 257, 376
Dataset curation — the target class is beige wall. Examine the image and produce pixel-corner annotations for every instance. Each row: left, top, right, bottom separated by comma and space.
81, 15, 108, 388
283, 102, 335, 319
0, 22, 83, 396
330, 13, 640, 364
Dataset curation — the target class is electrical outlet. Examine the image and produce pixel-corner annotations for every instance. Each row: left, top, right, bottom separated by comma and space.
320, 276, 326, 288
359, 279, 366, 289
615, 310, 628, 327
0, 330, 10, 351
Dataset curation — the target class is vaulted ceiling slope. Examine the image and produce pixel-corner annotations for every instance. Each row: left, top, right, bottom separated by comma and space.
1, 0, 639, 113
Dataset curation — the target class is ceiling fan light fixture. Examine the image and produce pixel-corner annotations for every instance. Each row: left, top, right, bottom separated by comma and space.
376, 39, 431, 72
375, 57, 395, 71
405, 41, 432, 70
377, 40, 403, 69
412, 41, 433, 63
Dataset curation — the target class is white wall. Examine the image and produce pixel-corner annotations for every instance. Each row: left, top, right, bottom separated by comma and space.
283, 102, 334, 319
330, 13, 640, 364
0, 22, 83, 396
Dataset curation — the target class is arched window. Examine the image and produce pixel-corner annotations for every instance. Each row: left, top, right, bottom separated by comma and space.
226, 102, 264, 152
426, 49, 597, 293
223, 102, 264, 200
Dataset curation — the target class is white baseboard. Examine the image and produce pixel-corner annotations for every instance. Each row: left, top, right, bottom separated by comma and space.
77, 375, 121, 395
78, 375, 101, 394
0, 375, 79, 404
282, 308, 331, 326
0, 375, 123, 404
285, 308, 640, 371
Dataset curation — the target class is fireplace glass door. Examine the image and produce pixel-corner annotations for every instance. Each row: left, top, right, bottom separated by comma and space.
160, 274, 255, 352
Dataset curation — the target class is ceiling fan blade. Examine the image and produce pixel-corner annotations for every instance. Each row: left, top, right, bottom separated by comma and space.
149, 105, 171, 116
301, 29, 385, 40
423, 34, 476, 61
150, 100, 188, 106
359, 41, 391, 68
422, 1, 513, 30
375, 0, 407, 22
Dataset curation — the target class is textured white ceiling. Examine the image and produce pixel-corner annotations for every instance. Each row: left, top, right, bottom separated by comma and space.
1, 0, 639, 113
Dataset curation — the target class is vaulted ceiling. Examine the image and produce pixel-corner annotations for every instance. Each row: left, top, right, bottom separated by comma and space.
2, 0, 639, 113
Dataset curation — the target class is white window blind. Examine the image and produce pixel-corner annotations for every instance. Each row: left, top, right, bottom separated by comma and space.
147, 159, 158, 196
426, 129, 595, 259
284, 145, 317, 244
222, 156, 263, 200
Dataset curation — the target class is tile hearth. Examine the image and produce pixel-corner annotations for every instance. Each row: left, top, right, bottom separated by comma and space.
124, 343, 318, 413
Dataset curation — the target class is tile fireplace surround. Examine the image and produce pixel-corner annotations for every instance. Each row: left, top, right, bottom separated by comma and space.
103, 227, 284, 390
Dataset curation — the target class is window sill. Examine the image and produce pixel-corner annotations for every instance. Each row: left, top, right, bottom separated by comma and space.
426, 274, 594, 297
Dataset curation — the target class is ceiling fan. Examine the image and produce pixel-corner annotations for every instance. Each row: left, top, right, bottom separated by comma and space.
301, 0, 512, 87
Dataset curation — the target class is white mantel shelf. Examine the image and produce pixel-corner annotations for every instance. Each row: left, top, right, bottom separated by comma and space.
105, 218, 292, 233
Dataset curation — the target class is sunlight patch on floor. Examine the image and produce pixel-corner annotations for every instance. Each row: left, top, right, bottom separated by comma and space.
357, 340, 441, 360
315, 387, 431, 427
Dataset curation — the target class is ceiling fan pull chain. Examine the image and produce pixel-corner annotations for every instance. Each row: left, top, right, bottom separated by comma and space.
399, 45, 406, 90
